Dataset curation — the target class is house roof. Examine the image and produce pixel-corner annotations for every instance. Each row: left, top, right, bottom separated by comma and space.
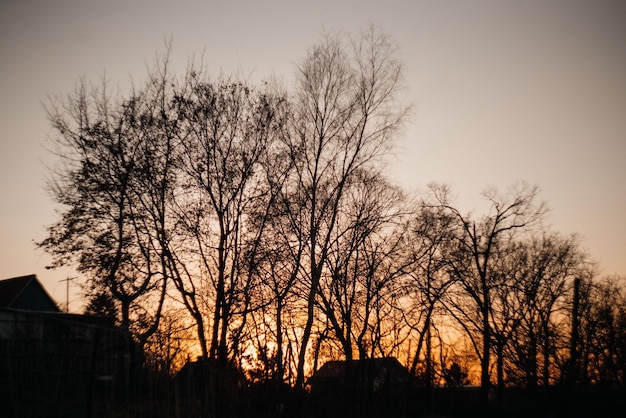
314, 360, 349, 379
313, 357, 408, 379
0, 274, 60, 312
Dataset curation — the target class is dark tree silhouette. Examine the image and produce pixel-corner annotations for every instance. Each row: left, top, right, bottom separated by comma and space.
39, 55, 173, 345
436, 183, 546, 405
502, 232, 587, 387
171, 75, 287, 361
404, 187, 459, 389
284, 25, 409, 389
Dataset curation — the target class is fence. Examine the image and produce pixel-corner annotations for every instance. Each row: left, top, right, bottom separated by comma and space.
0, 309, 135, 418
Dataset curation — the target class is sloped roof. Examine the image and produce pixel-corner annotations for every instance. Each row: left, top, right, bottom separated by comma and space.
0, 274, 60, 312
314, 360, 349, 379
314, 357, 408, 379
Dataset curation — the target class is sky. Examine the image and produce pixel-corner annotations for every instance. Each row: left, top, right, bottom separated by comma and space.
1, 0, 625, 311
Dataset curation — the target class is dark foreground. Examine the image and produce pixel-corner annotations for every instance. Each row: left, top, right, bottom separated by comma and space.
2, 381, 626, 418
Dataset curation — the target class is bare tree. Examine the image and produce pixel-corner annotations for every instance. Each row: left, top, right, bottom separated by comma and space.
577, 274, 626, 386
39, 61, 172, 344
502, 232, 587, 387
317, 171, 406, 364
172, 73, 288, 361
404, 187, 458, 387
437, 183, 546, 404
284, 25, 409, 389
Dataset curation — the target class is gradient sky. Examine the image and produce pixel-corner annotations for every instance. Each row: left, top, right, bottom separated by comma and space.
1, 0, 625, 311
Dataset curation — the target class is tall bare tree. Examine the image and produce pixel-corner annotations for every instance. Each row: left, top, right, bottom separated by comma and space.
39, 62, 172, 345
502, 232, 587, 387
317, 171, 406, 364
172, 73, 288, 361
404, 186, 458, 386
239, 135, 305, 383
577, 274, 626, 386
284, 25, 409, 389
437, 183, 546, 404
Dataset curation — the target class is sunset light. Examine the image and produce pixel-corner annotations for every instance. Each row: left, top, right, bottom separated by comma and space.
1, 1, 625, 417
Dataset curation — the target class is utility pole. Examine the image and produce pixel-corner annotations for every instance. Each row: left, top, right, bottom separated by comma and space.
59, 276, 76, 312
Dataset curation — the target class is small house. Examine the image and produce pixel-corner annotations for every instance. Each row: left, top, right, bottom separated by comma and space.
0, 274, 129, 417
310, 356, 409, 394
309, 357, 410, 417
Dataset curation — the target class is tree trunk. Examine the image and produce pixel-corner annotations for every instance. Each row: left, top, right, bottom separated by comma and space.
219, 302, 230, 362
276, 297, 284, 381
195, 313, 209, 359
527, 327, 538, 389
480, 302, 491, 407
496, 340, 504, 405
121, 299, 131, 329
542, 319, 550, 386
296, 267, 319, 389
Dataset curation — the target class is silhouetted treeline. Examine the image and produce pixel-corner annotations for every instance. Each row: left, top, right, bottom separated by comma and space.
37, 26, 626, 417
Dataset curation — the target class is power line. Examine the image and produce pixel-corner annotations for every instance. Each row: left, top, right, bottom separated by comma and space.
58, 276, 77, 312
